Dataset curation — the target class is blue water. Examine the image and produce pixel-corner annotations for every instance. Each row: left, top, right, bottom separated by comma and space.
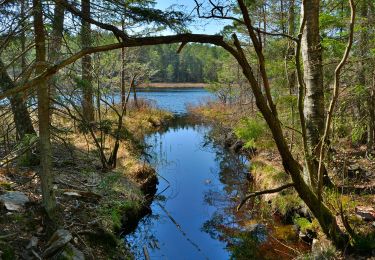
127, 125, 250, 260
125, 88, 252, 259
132, 88, 214, 114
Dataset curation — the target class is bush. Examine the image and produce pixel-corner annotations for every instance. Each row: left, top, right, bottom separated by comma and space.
234, 117, 266, 149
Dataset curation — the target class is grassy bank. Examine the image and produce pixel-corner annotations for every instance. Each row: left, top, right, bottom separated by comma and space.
0, 103, 173, 259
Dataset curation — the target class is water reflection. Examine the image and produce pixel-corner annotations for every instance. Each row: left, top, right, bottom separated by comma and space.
126, 124, 253, 259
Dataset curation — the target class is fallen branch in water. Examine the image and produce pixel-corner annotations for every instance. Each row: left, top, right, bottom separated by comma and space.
237, 183, 294, 211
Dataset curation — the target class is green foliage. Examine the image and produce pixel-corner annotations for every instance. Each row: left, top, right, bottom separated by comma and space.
293, 217, 313, 233
139, 43, 227, 83
351, 124, 367, 144
273, 194, 302, 216
234, 118, 265, 149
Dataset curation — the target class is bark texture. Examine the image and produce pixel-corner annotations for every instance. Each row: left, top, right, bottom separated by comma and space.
81, 0, 94, 122
48, 3, 65, 97
33, 0, 56, 218
301, 0, 325, 188
0, 59, 35, 139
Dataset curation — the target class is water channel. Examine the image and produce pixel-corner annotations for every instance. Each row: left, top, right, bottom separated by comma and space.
125, 88, 305, 259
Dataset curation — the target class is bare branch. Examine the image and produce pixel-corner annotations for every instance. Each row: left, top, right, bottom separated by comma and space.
0, 33, 228, 100
237, 183, 295, 211
317, 0, 356, 201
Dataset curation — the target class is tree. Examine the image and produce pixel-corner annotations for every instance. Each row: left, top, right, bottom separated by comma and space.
33, 0, 56, 220
81, 0, 95, 122
300, 0, 325, 189
0, 59, 35, 140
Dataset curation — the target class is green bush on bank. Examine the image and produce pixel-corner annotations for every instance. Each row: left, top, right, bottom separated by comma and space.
234, 117, 266, 149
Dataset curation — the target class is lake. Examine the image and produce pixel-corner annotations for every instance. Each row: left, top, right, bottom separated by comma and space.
131, 87, 214, 114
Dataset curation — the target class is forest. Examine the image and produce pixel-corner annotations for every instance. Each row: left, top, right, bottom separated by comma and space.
0, 0, 374, 259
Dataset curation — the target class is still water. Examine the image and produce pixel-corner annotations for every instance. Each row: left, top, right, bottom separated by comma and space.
125, 88, 304, 259
126, 124, 250, 259
133, 88, 214, 114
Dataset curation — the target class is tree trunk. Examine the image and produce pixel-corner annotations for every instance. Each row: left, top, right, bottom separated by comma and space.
0, 59, 35, 140
369, 71, 375, 151
121, 19, 126, 108
287, 0, 296, 148
48, 3, 65, 98
33, 0, 56, 219
20, 0, 27, 73
301, 0, 325, 189
81, 0, 94, 122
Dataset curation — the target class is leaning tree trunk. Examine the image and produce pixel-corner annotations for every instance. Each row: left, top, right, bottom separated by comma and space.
301, 0, 325, 189
33, 0, 56, 219
81, 0, 94, 123
234, 0, 349, 249
0, 59, 35, 140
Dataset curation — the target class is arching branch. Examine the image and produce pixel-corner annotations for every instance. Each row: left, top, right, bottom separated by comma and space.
237, 183, 295, 211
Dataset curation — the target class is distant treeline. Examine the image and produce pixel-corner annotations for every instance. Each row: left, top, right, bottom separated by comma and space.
139, 43, 227, 83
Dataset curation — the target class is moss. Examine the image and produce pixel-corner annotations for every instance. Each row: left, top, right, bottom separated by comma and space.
0, 181, 12, 190
293, 217, 313, 233
85, 228, 118, 251
272, 194, 302, 216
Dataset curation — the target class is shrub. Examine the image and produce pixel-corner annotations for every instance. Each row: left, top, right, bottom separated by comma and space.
234, 117, 265, 149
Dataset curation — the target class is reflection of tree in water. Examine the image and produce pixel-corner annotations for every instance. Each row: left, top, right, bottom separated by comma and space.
201, 128, 265, 259
124, 194, 170, 259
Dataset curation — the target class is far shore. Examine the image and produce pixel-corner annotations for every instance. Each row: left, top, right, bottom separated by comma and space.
138, 82, 208, 88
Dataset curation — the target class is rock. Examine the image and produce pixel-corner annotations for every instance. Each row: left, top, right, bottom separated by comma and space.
299, 229, 316, 244
62, 190, 101, 200
58, 243, 85, 260
26, 236, 39, 249
355, 206, 375, 221
311, 237, 335, 258
43, 229, 73, 257
0, 191, 29, 211
347, 164, 368, 180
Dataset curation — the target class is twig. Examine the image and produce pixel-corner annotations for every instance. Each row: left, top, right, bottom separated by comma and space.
0, 233, 17, 239
31, 249, 42, 260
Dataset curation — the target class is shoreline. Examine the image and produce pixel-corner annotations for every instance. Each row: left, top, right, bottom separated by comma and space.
139, 82, 208, 88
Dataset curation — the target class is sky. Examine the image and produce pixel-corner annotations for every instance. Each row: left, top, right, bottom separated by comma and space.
154, 0, 231, 35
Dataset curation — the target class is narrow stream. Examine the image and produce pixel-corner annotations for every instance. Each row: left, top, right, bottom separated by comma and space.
125, 88, 306, 259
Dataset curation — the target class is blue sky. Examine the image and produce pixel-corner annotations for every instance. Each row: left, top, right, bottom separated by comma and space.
154, 0, 230, 34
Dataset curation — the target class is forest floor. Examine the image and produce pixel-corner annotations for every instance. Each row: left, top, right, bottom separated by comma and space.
189, 101, 375, 259
0, 103, 173, 259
